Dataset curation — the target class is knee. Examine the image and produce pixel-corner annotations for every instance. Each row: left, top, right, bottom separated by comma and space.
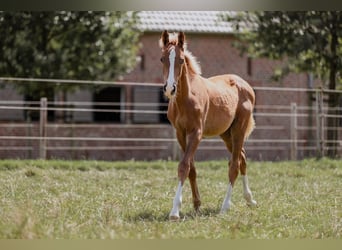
240, 150, 247, 175
229, 162, 239, 185
229, 165, 239, 176
240, 159, 246, 175
188, 166, 197, 180
178, 160, 190, 182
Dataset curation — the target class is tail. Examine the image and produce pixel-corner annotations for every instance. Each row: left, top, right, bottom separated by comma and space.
244, 114, 255, 140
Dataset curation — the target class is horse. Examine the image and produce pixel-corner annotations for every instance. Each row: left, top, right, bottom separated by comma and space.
159, 30, 257, 220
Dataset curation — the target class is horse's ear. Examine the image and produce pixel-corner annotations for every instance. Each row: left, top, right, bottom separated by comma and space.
161, 30, 169, 47
178, 32, 185, 50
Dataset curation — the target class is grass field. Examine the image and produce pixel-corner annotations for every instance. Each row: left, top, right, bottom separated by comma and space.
0, 158, 341, 239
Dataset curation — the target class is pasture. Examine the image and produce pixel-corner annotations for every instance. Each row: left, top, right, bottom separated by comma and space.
0, 158, 341, 239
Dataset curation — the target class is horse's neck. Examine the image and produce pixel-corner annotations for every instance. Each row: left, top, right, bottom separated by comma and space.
176, 65, 192, 101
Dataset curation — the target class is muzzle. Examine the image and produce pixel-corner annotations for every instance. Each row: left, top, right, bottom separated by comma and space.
163, 83, 176, 98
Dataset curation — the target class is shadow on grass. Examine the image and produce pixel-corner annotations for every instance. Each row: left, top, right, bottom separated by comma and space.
126, 207, 220, 222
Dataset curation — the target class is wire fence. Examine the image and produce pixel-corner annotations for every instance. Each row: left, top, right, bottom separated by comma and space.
0, 77, 341, 161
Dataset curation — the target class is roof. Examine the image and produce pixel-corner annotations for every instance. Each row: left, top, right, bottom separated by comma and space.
137, 11, 234, 34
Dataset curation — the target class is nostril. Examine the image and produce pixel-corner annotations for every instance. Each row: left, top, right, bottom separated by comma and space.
171, 85, 176, 95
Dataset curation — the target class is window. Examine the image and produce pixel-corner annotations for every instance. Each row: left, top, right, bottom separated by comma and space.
247, 57, 252, 76
159, 89, 169, 123
24, 90, 55, 122
93, 87, 122, 123
339, 95, 342, 126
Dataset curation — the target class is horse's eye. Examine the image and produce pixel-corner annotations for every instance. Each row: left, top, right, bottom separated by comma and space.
160, 57, 164, 63
179, 58, 184, 64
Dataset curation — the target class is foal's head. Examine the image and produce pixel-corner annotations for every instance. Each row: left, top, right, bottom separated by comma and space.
159, 30, 186, 99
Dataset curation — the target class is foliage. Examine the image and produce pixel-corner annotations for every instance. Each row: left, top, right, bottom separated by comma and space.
225, 11, 342, 85
0, 11, 141, 97
225, 11, 342, 157
0, 159, 341, 239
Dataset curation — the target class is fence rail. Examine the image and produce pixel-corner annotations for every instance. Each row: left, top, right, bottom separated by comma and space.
0, 78, 342, 161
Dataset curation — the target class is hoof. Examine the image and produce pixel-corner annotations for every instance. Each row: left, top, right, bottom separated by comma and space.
219, 208, 230, 214
194, 205, 201, 214
194, 200, 201, 211
169, 215, 180, 221
247, 200, 257, 207
220, 203, 232, 214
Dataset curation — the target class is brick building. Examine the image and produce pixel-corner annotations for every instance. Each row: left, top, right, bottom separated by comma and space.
127, 11, 314, 160
0, 11, 326, 161
122, 11, 311, 124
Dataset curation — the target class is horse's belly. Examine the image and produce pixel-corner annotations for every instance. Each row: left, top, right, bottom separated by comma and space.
203, 91, 237, 136
203, 108, 235, 137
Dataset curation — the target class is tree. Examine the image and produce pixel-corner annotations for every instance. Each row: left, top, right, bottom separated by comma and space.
0, 11, 141, 118
225, 11, 342, 158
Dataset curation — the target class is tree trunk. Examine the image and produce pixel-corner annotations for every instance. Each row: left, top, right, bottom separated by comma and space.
326, 92, 338, 158
55, 89, 68, 123
326, 23, 339, 158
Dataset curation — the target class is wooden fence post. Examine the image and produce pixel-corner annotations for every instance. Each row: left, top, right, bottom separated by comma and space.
316, 90, 324, 158
290, 102, 297, 160
39, 97, 47, 159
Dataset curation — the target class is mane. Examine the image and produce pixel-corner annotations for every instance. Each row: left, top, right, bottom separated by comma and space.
159, 32, 202, 76
184, 50, 202, 76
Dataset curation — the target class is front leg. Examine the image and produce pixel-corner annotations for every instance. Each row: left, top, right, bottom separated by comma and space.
189, 159, 201, 212
169, 128, 202, 221
169, 181, 183, 220
169, 158, 191, 221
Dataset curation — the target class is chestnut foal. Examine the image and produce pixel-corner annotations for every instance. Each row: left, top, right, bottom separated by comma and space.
159, 31, 257, 220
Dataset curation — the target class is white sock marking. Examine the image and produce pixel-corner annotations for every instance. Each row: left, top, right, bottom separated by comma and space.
169, 181, 182, 219
220, 182, 233, 213
242, 175, 257, 206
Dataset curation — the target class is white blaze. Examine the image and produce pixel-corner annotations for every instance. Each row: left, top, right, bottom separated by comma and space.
165, 47, 176, 98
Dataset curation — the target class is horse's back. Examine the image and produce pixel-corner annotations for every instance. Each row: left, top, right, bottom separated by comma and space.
208, 74, 252, 90
208, 74, 255, 105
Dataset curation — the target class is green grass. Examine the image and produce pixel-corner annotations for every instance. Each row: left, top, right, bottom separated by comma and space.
0, 158, 341, 239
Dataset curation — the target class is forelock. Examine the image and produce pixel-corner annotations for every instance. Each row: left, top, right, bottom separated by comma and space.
159, 32, 187, 50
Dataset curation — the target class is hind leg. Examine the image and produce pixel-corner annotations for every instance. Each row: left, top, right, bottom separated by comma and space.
220, 109, 255, 213
240, 148, 257, 207
220, 130, 243, 213
219, 130, 235, 213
